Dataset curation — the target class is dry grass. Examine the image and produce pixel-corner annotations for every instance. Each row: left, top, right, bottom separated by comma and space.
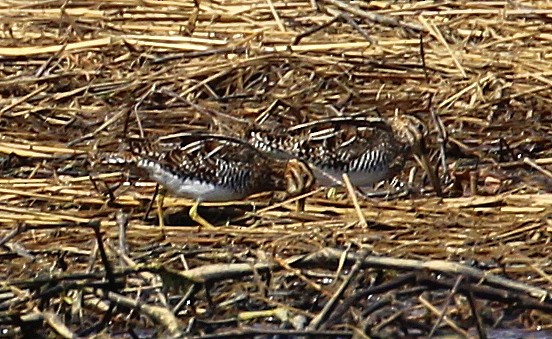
1, 0, 552, 337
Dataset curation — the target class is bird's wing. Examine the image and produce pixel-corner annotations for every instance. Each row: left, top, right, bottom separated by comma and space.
290, 119, 400, 169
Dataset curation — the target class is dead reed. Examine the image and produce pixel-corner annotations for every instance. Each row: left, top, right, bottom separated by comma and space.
1, 1, 552, 337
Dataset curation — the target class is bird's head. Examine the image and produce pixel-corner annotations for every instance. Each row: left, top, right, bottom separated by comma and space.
283, 159, 315, 198
388, 114, 443, 197
387, 114, 428, 152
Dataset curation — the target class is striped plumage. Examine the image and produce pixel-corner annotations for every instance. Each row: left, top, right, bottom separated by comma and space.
119, 134, 314, 202
248, 115, 441, 194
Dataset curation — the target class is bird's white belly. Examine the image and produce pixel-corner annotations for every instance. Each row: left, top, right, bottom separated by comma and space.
138, 160, 246, 202
313, 166, 391, 187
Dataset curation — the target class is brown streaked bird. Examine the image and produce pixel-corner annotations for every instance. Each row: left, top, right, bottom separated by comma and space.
109, 133, 314, 228
247, 115, 443, 196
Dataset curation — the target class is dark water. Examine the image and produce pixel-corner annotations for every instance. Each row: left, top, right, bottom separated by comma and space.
471, 328, 552, 339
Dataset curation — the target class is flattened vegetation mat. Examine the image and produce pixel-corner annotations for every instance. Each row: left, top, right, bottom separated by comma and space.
1, 1, 552, 338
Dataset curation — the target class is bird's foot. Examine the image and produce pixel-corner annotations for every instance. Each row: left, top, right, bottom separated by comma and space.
189, 201, 217, 230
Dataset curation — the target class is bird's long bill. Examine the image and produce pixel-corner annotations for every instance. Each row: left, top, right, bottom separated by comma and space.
414, 151, 443, 197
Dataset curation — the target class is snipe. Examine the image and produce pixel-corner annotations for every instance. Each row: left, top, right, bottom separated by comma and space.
247, 115, 442, 196
112, 133, 314, 228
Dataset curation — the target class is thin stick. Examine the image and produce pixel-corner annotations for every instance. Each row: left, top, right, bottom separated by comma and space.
342, 173, 367, 228
265, 0, 286, 32
419, 295, 469, 337
428, 275, 463, 337
325, 0, 426, 32
0, 84, 49, 117
523, 157, 552, 180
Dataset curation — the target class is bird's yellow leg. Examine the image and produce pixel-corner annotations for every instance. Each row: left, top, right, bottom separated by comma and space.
295, 197, 306, 212
189, 200, 217, 230
325, 187, 339, 200
156, 187, 166, 236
